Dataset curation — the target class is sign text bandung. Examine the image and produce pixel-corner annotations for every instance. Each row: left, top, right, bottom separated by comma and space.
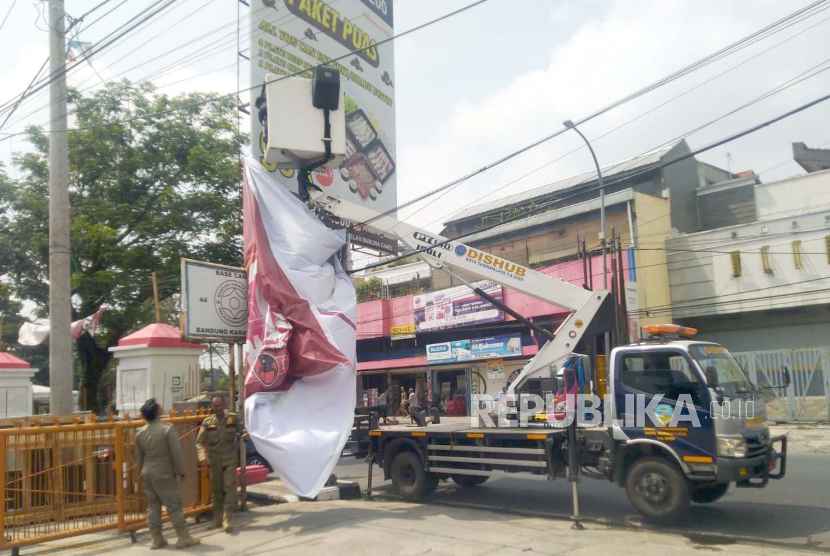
181, 259, 248, 341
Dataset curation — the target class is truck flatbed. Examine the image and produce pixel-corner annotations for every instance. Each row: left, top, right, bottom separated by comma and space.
372, 417, 566, 443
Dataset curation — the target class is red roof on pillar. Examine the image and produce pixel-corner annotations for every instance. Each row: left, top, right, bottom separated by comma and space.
0, 352, 32, 369
118, 323, 204, 349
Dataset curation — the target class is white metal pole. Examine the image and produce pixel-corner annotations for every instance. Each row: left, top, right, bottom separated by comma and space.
48, 0, 73, 416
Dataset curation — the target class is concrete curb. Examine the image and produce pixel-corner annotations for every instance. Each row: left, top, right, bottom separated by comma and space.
247, 480, 361, 504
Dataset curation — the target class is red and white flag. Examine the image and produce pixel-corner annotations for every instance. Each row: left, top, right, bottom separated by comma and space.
242, 158, 356, 498
18, 307, 107, 346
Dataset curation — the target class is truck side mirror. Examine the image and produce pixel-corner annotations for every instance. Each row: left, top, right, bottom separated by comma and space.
704, 366, 719, 388
762, 365, 791, 390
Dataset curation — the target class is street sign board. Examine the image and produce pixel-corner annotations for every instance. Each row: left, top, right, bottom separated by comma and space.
181, 258, 248, 341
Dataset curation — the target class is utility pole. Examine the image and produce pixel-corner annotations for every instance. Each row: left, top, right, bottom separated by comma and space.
48, 0, 73, 416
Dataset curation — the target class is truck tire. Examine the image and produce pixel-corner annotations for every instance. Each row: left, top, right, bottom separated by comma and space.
390, 451, 433, 500
625, 457, 690, 523
452, 475, 489, 487
691, 482, 729, 504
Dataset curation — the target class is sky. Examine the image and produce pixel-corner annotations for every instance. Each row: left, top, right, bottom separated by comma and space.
1, 0, 829, 245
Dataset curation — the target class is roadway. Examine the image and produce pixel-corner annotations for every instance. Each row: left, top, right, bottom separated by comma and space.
333, 453, 830, 552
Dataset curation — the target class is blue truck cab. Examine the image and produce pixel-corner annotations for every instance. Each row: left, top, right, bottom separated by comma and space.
600, 332, 787, 519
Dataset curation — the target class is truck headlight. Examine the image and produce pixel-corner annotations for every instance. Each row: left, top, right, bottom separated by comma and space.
717, 436, 747, 458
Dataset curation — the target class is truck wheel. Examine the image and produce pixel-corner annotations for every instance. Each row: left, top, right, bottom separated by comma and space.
691, 482, 729, 504
452, 475, 489, 487
390, 451, 432, 500
625, 457, 690, 523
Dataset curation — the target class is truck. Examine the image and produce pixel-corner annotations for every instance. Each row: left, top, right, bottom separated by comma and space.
308, 189, 789, 523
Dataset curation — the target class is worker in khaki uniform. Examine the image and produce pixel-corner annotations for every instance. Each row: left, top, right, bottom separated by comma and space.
196, 395, 247, 532
135, 398, 200, 550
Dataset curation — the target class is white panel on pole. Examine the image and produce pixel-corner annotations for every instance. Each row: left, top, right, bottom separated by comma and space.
250, 0, 397, 214
181, 259, 248, 341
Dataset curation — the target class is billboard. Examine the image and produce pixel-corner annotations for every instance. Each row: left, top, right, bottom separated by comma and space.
414, 281, 504, 332
250, 0, 397, 216
470, 334, 523, 360
181, 259, 248, 341
426, 340, 472, 364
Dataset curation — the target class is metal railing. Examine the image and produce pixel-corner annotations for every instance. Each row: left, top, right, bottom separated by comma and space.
0, 411, 211, 552
734, 347, 830, 422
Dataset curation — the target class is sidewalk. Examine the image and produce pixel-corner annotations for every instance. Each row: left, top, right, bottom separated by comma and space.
770, 423, 830, 454
21, 498, 820, 556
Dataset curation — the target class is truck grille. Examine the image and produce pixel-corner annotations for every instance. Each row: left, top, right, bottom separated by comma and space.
746, 431, 770, 458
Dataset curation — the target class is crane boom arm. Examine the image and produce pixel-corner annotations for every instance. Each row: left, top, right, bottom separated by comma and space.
309, 190, 613, 391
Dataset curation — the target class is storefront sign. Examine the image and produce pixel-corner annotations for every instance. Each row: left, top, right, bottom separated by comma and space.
470, 334, 522, 360
486, 358, 505, 379
390, 323, 416, 340
414, 281, 503, 332
315, 209, 399, 254
426, 340, 471, 364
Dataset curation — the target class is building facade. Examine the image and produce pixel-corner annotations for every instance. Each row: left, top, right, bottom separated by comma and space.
667, 163, 830, 351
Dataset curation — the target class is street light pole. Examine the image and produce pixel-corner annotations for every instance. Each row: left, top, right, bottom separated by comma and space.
563, 120, 606, 289
564, 120, 612, 358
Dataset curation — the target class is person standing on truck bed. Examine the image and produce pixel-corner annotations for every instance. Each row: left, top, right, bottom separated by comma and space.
377, 389, 389, 424
135, 398, 201, 550
408, 388, 421, 424
196, 395, 248, 533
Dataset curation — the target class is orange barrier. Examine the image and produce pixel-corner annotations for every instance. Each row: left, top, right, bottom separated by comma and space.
0, 411, 212, 552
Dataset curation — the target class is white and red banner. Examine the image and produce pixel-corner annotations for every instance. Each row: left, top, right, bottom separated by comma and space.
18, 308, 106, 346
242, 158, 357, 498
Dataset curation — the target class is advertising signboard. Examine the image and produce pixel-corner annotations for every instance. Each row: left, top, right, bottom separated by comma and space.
181, 259, 248, 341
250, 0, 397, 216
487, 358, 505, 379
390, 323, 416, 340
625, 281, 640, 342
470, 334, 523, 360
414, 281, 503, 332
426, 340, 471, 364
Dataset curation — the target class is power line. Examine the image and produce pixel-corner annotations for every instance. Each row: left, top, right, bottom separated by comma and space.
370, 0, 830, 233
5, 0, 345, 133
0, 0, 19, 34
0, 0, 491, 143
348, 89, 830, 274
0, 0, 176, 117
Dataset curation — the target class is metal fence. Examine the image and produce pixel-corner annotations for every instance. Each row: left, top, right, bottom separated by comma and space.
0, 411, 211, 552
733, 347, 830, 422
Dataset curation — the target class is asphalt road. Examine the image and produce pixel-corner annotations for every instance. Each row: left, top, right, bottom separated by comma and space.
334, 453, 830, 552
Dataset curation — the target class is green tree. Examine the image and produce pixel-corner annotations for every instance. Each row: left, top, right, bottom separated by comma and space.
0, 80, 246, 413
355, 277, 383, 303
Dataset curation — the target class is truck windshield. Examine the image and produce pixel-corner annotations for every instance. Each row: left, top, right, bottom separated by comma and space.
689, 344, 755, 398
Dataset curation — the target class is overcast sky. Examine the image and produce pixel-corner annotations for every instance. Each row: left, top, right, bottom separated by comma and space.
2, 0, 829, 244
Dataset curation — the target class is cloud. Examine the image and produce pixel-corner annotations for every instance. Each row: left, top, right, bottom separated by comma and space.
395, 0, 830, 231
